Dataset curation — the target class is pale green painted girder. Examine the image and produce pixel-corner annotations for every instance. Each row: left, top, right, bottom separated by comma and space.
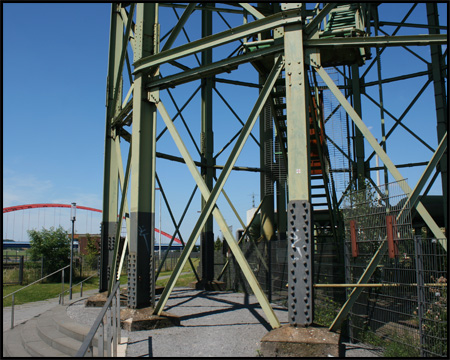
153, 57, 284, 329
108, 140, 132, 296
305, 33, 447, 48
160, 3, 196, 53
133, 9, 301, 74
146, 43, 284, 91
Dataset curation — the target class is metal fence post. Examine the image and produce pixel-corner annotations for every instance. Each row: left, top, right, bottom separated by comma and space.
106, 307, 112, 357
113, 294, 117, 357
61, 269, 65, 305
81, 281, 83, 297
19, 256, 24, 285
414, 236, 426, 357
116, 285, 121, 344
11, 294, 15, 329
99, 320, 104, 356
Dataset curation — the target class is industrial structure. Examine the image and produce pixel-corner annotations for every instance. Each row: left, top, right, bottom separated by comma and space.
99, 2, 447, 354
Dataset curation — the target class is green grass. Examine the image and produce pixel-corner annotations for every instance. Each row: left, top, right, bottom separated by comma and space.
3, 257, 200, 307
3, 276, 100, 307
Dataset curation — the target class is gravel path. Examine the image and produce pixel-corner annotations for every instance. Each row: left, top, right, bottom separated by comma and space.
67, 287, 381, 357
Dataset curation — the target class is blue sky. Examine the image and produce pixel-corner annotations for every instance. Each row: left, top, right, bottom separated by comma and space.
3, 3, 447, 243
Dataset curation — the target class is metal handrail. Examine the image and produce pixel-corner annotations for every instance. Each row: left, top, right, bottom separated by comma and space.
76, 280, 122, 357
3, 264, 70, 299
58, 273, 98, 302
4, 264, 70, 329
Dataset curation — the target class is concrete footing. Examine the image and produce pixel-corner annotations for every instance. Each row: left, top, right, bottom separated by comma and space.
120, 307, 180, 331
260, 324, 341, 357
189, 280, 225, 291
85, 286, 164, 307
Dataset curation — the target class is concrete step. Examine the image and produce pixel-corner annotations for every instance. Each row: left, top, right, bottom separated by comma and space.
19, 318, 67, 357
3, 323, 32, 357
3, 303, 105, 357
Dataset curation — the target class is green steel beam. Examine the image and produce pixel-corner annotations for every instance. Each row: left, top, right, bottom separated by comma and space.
155, 183, 199, 280
364, 79, 433, 163
128, 3, 159, 309
397, 133, 447, 247
100, 4, 123, 292
108, 140, 132, 296
363, 89, 436, 154
329, 240, 388, 332
133, 9, 301, 74
159, 3, 245, 15
351, 64, 366, 190
160, 3, 196, 53
114, 139, 131, 244
111, 4, 135, 115
239, 3, 265, 20
153, 57, 284, 328
306, 34, 447, 48
154, 173, 200, 281
312, 57, 446, 241
361, 4, 417, 80
427, 2, 448, 236
217, 196, 267, 281
213, 87, 260, 147
146, 43, 283, 91
200, 2, 215, 284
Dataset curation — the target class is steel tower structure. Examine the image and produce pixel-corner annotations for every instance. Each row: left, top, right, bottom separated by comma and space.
100, 3, 447, 329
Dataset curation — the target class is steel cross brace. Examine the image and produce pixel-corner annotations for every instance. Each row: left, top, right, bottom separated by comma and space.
311, 56, 446, 241
153, 57, 284, 329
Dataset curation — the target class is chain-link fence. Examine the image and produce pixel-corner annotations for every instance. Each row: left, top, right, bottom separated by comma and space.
342, 181, 447, 357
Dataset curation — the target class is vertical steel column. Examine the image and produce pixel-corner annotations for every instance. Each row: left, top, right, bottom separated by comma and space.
260, 92, 275, 302
426, 3, 448, 236
200, 3, 215, 284
100, 4, 122, 292
260, 94, 275, 243
283, 3, 313, 326
351, 64, 366, 190
128, 3, 158, 309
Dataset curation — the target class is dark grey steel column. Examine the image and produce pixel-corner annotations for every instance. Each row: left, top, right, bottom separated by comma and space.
351, 64, 366, 190
128, 3, 158, 309
427, 3, 448, 236
100, 4, 122, 292
260, 98, 275, 243
200, 3, 215, 283
283, 3, 313, 326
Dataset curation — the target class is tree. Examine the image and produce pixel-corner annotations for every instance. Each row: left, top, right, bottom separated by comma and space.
214, 236, 223, 251
28, 226, 70, 280
85, 233, 100, 269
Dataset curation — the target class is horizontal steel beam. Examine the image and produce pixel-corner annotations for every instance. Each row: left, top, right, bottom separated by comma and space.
146, 43, 283, 90
133, 9, 301, 74
306, 34, 447, 48
155, 151, 263, 173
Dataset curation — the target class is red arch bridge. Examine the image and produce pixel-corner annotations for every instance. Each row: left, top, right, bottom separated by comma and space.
2, 203, 182, 245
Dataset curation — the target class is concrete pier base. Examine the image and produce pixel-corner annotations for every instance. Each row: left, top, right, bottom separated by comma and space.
85, 286, 164, 307
120, 307, 180, 331
260, 324, 341, 357
189, 280, 225, 291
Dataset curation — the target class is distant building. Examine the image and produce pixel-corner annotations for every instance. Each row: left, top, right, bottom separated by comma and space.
74, 234, 101, 256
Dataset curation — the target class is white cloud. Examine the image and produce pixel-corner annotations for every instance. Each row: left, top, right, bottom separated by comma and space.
3, 169, 54, 207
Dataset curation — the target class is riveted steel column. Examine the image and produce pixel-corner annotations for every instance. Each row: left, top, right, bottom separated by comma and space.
283, 3, 313, 326
200, 3, 215, 283
427, 3, 448, 236
100, 4, 123, 292
128, 3, 158, 309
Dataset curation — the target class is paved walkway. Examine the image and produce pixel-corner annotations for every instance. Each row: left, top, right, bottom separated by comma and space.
4, 286, 382, 357
3, 288, 99, 332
